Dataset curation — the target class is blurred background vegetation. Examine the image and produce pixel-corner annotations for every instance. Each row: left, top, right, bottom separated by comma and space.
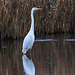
0, 0, 75, 40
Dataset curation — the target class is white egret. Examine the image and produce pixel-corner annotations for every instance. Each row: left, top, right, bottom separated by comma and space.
22, 7, 42, 54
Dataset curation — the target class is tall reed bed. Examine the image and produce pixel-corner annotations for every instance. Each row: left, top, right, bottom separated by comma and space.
0, 0, 75, 40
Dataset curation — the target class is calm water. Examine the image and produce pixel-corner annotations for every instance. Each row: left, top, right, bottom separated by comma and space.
0, 34, 75, 75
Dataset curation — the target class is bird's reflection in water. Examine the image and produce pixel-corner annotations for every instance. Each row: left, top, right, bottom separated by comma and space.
22, 55, 35, 75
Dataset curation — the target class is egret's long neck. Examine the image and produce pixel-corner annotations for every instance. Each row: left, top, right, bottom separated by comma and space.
30, 10, 34, 33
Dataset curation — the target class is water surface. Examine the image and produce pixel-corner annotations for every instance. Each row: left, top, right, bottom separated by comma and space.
0, 34, 75, 75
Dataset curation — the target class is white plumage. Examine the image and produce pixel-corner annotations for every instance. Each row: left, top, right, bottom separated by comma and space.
22, 7, 42, 54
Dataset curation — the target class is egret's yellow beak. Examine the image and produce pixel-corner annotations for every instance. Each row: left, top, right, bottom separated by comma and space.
37, 8, 42, 10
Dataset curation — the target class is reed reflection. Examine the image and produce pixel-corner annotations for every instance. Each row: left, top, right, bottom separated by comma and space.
22, 55, 35, 75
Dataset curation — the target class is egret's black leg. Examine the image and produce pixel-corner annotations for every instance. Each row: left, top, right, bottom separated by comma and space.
27, 49, 32, 58
30, 49, 32, 56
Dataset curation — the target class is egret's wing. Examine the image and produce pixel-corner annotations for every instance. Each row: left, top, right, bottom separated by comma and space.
22, 38, 31, 54
23, 37, 31, 50
22, 34, 34, 51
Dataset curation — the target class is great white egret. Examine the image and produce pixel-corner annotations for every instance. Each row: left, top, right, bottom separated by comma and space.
22, 7, 42, 54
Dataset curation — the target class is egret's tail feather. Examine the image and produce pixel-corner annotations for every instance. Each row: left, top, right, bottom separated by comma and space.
22, 49, 27, 54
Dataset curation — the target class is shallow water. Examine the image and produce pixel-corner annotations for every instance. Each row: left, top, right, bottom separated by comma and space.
0, 34, 75, 75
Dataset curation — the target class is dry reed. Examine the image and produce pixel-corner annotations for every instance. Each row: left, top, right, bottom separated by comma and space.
0, 0, 75, 40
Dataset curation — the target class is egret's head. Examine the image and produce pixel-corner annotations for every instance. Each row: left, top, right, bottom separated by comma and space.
32, 7, 42, 12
